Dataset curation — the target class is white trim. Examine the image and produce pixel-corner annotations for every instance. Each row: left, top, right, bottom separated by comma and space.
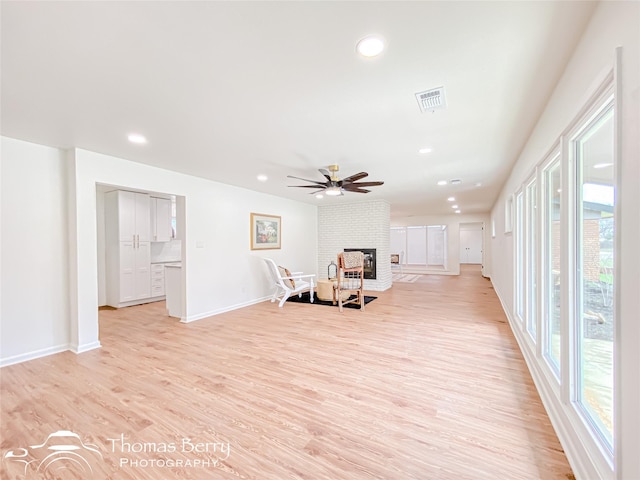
513, 188, 525, 324
0, 344, 70, 368
180, 296, 272, 323
69, 341, 102, 354
564, 78, 616, 459
612, 45, 623, 480
539, 150, 562, 380
524, 175, 538, 342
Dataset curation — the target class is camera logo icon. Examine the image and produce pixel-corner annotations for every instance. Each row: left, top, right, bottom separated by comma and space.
3, 430, 103, 478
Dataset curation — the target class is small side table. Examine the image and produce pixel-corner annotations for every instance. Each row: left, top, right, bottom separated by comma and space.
316, 279, 336, 302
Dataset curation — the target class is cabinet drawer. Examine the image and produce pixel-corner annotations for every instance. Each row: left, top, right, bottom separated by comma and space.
151, 285, 165, 297
151, 264, 165, 273
152, 277, 164, 287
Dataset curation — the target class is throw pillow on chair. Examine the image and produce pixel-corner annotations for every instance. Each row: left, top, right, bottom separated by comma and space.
278, 266, 295, 288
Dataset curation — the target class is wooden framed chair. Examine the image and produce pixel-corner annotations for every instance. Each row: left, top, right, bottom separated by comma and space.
264, 258, 315, 307
336, 251, 364, 312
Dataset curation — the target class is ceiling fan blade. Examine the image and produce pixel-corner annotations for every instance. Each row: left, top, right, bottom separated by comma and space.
288, 184, 328, 189
318, 169, 332, 181
287, 174, 326, 184
342, 185, 371, 193
341, 172, 369, 183
348, 181, 384, 187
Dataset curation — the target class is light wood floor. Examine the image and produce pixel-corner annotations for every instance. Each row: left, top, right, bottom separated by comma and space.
1, 267, 573, 479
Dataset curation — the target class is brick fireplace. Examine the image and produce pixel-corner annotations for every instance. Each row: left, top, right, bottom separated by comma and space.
317, 200, 391, 292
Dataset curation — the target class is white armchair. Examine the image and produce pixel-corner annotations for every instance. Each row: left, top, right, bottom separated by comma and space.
264, 258, 315, 307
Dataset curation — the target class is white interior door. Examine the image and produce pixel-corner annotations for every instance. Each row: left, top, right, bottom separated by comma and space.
459, 228, 483, 264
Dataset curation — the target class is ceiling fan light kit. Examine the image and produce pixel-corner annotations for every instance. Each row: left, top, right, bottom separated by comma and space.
287, 164, 383, 197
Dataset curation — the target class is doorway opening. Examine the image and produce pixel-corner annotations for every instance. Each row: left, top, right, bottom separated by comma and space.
459, 222, 484, 274
96, 184, 186, 325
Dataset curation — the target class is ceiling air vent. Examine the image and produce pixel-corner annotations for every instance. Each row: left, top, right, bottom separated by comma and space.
415, 86, 446, 113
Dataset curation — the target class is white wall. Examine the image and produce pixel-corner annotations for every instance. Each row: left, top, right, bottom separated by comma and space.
392, 213, 492, 277
318, 200, 391, 291
490, 2, 639, 479
1, 138, 71, 364
1, 138, 318, 364
70, 148, 318, 328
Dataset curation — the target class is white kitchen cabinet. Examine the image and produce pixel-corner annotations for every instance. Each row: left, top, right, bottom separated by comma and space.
150, 197, 172, 242
105, 190, 153, 307
151, 263, 166, 297
116, 190, 151, 243
165, 265, 182, 319
119, 241, 151, 301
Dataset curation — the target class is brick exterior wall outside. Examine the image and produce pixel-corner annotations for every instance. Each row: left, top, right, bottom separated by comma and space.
551, 220, 601, 282
318, 200, 391, 291
583, 219, 601, 282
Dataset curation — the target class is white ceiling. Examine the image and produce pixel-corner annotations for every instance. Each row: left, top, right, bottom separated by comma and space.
1, 1, 597, 218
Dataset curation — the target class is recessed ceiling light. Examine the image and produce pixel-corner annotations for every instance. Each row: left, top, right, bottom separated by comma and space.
315, 194, 324, 199
418, 147, 432, 154
452, 204, 458, 209
474, 182, 482, 187
257, 174, 268, 182
593, 162, 613, 169
455, 210, 461, 214
356, 35, 384, 57
437, 180, 447, 186
450, 179, 462, 185
127, 133, 147, 144
447, 197, 455, 202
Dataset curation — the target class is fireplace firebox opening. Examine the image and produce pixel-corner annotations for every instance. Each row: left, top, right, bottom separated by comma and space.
344, 248, 376, 280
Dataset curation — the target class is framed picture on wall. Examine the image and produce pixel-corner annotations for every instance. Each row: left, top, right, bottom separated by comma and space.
250, 213, 281, 250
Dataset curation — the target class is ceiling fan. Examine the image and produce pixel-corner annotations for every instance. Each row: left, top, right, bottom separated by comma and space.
287, 164, 384, 196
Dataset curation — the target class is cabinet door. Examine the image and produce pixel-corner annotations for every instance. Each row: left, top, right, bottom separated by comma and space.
154, 198, 172, 242
135, 193, 151, 242
119, 241, 136, 302
134, 242, 151, 299
118, 191, 136, 242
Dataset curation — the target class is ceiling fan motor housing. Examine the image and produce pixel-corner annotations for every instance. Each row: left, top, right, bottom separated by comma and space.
328, 164, 340, 181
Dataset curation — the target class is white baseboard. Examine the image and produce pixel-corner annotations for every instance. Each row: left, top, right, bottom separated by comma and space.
181, 296, 272, 323
69, 341, 102, 354
0, 344, 70, 368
